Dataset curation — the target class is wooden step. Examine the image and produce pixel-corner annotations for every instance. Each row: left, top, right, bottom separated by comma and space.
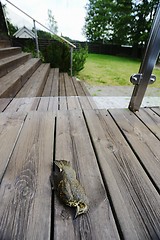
0, 52, 31, 78
0, 40, 11, 48
0, 58, 41, 98
0, 47, 22, 60
16, 63, 50, 98
42, 68, 59, 97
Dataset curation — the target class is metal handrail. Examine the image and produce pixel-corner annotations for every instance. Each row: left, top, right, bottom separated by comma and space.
129, 3, 160, 111
5, 0, 76, 48
4, 0, 76, 75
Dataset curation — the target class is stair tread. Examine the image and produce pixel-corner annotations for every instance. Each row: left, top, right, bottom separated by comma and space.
0, 52, 31, 66
0, 47, 22, 60
0, 52, 31, 78
16, 63, 50, 98
0, 58, 41, 98
0, 47, 21, 52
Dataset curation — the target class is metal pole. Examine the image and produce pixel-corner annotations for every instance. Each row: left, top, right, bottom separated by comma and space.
33, 19, 40, 58
70, 47, 73, 76
129, 4, 160, 111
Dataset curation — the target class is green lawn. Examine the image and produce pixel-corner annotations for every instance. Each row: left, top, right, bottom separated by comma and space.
78, 53, 160, 87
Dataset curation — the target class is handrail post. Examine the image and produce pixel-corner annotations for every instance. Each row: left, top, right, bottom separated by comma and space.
129, 4, 160, 112
33, 19, 40, 58
70, 47, 73, 76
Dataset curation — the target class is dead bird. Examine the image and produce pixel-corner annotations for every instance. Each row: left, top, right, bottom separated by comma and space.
51, 160, 89, 217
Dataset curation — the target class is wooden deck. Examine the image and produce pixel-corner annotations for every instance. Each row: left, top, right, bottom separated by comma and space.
0, 46, 160, 239
0, 102, 160, 239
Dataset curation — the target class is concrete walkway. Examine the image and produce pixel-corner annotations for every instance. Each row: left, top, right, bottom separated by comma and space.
85, 84, 160, 109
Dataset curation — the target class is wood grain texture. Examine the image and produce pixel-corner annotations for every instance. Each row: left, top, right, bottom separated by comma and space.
50, 68, 59, 96
0, 53, 31, 78
59, 96, 67, 110
79, 81, 91, 96
151, 107, 160, 116
135, 108, 160, 139
109, 108, 160, 190
0, 112, 25, 181
54, 110, 120, 240
59, 73, 66, 96
16, 64, 50, 98
0, 112, 55, 240
67, 96, 81, 110
78, 96, 93, 109
4, 97, 40, 113
42, 68, 55, 96
84, 109, 160, 240
64, 73, 76, 96
87, 96, 97, 109
38, 97, 50, 111
48, 97, 58, 111
0, 98, 12, 112
0, 57, 39, 99
72, 77, 86, 96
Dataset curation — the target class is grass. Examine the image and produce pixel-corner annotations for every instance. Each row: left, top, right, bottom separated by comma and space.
78, 53, 160, 87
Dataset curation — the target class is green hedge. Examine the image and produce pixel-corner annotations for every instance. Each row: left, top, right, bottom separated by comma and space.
72, 45, 88, 75
21, 38, 88, 76
42, 40, 70, 72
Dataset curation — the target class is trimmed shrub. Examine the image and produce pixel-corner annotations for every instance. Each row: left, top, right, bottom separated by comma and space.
42, 40, 70, 72
72, 45, 88, 75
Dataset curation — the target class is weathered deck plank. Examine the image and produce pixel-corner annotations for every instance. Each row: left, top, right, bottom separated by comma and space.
84, 109, 160, 239
59, 96, 67, 110
42, 68, 55, 97
67, 96, 81, 110
78, 96, 94, 109
0, 98, 12, 112
64, 73, 77, 96
0, 112, 55, 240
54, 110, 120, 240
59, 73, 66, 96
72, 77, 91, 96
4, 97, 40, 113
48, 97, 59, 111
109, 108, 160, 190
16, 64, 50, 98
38, 97, 50, 111
0, 105, 160, 239
135, 108, 160, 139
50, 68, 59, 96
0, 112, 25, 181
151, 106, 160, 116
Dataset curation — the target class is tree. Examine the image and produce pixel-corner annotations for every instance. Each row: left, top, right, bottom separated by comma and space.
130, 0, 159, 46
47, 9, 58, 34
37, 29, 52, 39
84, 0, 159, 46
1, 3, 18, 36
84, 0, 113, 43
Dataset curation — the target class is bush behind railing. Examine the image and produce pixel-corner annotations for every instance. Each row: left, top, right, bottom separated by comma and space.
12, 37, 88, 75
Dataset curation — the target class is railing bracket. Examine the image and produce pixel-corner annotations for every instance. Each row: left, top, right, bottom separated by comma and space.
130, 73, 156, 85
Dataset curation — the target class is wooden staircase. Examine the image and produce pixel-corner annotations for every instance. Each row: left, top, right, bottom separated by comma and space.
0, 46, 95, 111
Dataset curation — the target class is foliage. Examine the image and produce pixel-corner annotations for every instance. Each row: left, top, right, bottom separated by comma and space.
72, 45, 88, 75
42, 41, 70, 72
84, 0, 159, 46
37, 30, 52, 39
7, 21, 18, 36
1, 4, 18, 36
48, 9, 58, 34
20, 39, 44, 60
